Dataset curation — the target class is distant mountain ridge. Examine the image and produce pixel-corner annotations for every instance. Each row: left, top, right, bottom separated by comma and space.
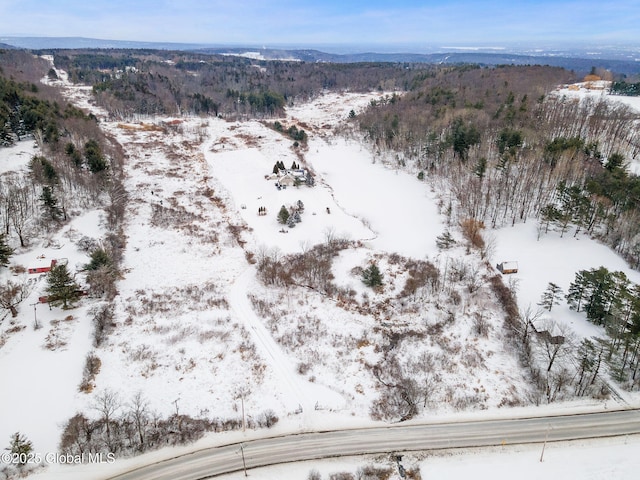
2, 36, 640, 75
0, 36, 210, 50
198, 47, 640, 75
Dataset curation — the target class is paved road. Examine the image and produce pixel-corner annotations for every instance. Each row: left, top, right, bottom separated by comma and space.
107, 409, 640, 480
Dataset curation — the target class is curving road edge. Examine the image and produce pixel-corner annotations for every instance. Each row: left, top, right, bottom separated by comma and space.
106, 408, 640, 480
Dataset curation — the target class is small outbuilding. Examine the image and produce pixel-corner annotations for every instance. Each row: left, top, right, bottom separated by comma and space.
28, 258, 61, 274
496, 261, 518, 274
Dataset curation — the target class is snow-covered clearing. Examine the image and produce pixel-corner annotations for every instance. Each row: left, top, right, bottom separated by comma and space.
86, 117, 276, 422
207, 142, 372, 254
229, 266, 340, 422
493, 222, 640, 404
494, 222, 640, 334
556, 80, 640, 115
206, 128, 442, 258
0, 139, 38, 175
308, 138, 442, 258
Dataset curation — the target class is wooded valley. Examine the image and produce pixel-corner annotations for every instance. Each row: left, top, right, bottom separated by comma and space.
2, 46, 640, 470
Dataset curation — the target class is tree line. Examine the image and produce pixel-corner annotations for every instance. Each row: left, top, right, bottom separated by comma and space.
566, 267, 640, 388
51, 49, 419, 119
59, 390, 278, 459
610, 81, 640, 96
354, 65, 640, 269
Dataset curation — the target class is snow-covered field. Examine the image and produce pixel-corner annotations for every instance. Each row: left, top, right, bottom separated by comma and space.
1, 64, 640, 480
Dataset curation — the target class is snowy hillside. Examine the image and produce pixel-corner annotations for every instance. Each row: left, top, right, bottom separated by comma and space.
1, 61, 640, 480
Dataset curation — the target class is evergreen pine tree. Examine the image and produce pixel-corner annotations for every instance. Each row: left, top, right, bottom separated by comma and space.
538, 282, 563, 311
33, 156, 58, 184
306, 174, 315, 187
277, 205, 290, 224
362, 263, 383, 288
6, 432, 33, 466
539, 204, 561, 235
0, 121, 14, 146
84, 248, 113, 272
473, 157, 487, 180
566, 270, 588, 312
567, 267, 627, 327
40, 186, 62, 221
629, 285, 640, 335
605, 152, 625, 172
85, 139, 108, 173
435, 231, 456, 250
583, 267, 616, 326
0, 233, 13, 267
46, 263, 80, 309
65, 142, 83, 168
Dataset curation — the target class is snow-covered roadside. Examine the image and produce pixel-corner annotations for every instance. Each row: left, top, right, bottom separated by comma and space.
229, 267, 311, 418
213, 434, 640, 480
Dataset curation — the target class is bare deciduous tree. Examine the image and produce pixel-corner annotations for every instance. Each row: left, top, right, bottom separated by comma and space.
0, 280, 31, 319
128, 392, 150, 452
5, 174, 36, 248
93, 389, 122, 451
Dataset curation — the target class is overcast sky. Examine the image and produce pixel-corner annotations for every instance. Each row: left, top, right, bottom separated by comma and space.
1, 0, 639, 49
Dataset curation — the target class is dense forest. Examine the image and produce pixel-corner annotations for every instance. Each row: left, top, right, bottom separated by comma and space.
49, 49, 420, 119
353, 64, 640, 271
